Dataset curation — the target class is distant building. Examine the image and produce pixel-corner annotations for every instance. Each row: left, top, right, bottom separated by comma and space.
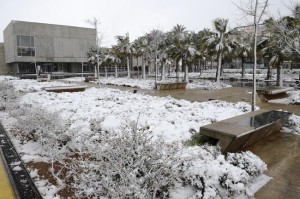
1, 20, 96, 76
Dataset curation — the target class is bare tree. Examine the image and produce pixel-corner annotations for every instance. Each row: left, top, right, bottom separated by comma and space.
86, 18, 102, 84
235, 0, 269, 111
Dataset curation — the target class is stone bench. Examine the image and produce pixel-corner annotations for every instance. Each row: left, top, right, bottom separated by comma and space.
84, 76, 97, 82
200, 109, 292, 153
43, 86, 87, 93
156, 82, 187, 90
256, 87, 294, 102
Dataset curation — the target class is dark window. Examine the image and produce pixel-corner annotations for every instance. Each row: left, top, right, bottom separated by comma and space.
16, 35, 35, 56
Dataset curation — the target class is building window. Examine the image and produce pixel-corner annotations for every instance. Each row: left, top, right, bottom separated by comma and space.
17, 35, 35, 56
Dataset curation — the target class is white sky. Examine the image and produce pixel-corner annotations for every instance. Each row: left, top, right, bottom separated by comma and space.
0, 0, 295, 47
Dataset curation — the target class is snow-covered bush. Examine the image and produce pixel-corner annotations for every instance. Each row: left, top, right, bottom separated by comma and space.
281, 114, 300, 135
0, 80, 19, 111
71, 122, 180, 199
227, 151, 267, 177
12, 105, 70, 149
175, 146, 266, 199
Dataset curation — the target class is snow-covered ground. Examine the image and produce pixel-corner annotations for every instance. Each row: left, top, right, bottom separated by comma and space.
64, 76, 232, 90
64, 68, 300, 91
1, 76, 300, 198
0, 76, 77, 92
186, 69, 300, 81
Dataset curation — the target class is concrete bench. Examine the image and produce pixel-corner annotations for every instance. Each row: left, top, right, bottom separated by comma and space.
256, 87, 294, 102
84, 76, 97, 82
200, 109, 292, 153
43, 85, 87, 93
156, 82, 187, 90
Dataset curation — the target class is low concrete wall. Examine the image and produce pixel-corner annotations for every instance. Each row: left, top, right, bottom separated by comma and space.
43, 85, 87, 93
200, 110, 292, 153
0, 43, 10, 74
156, 82, 187, 90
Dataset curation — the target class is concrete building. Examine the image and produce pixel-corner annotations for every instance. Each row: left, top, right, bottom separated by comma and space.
0, 43, 8, 74
1, 20, 96, 76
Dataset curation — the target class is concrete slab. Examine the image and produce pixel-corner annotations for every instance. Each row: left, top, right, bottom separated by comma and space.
43, 85, 87, 93
156, 82, 187, 90
200, 109, 292, 153
256, 87, 294, 102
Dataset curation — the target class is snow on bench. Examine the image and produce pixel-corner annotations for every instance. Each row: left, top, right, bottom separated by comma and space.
43, 86, 87, 93
200, 109, 292, 153
256, 87, 294, 102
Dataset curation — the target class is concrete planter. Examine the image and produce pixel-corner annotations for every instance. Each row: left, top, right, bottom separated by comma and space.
156, 82, 187, 90
43, 86, 87, 93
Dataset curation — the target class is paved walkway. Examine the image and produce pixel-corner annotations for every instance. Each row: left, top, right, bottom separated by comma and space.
0, 157, 14, 199
0, 113, 15, 199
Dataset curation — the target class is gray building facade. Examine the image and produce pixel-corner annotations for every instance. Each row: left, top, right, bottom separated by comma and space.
0, 43, 9, 74
3, 20, 96, 75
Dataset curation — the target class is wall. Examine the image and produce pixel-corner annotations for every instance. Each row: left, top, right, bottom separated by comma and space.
0, 43, 10, 74
4, 20, 96, 64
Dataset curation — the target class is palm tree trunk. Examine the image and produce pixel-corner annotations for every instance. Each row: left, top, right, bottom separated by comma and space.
136, 56, 139, 79
241, 59, 245, 78
216, 52, 222, 83
184, 63, 189, 82
148, 61, 151, 76
266, 64, 271, 80
199, 59, 202, 76
115, 64, 118, 78
105, 65, 108, 78
162, 62, 166, 81
142, 57, 146, 79
127, 56, 130, 78
276, 65, 283, 87
155, 50, 158, 86
176, 58, 180, 80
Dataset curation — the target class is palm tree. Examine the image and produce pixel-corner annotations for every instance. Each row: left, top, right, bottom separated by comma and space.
190, 30, 208, 75
132, 36, 149, 79
181, 34, 199, 82
167, 24, 199, 82
233, 30, 253, 78
113, 33, 132, 78
103, 50, 121, 78
260, 19, 291, 86
146, 29, 165, 86
206, 18, 234, 84
87, 46, 103, 78
167, 24, 188, 78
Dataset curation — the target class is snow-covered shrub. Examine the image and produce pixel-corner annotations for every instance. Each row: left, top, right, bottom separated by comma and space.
227, 151, 267, 177
0, 80, 19, 111
281, 114, 300, 135
176, 146, 263, 199
12, 105, 70, 149
71, 123, 180, 199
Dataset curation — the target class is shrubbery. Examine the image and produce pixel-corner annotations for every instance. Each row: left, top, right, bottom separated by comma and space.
2, 83, 268, 198
0, 80, 19, 111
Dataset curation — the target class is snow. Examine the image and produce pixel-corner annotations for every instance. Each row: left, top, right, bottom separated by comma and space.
0, 76, 78, 92
281, 114, 300, 135
1, 76, 300, 198
19, 88, 251, 143
269, 90, 300, 104
65, 76, 232, 90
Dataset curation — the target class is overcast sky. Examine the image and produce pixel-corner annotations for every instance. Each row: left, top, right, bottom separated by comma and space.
0, 0, 295, 47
